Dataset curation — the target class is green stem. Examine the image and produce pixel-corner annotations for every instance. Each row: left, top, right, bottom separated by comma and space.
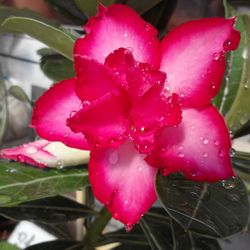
82, 206, 112, 249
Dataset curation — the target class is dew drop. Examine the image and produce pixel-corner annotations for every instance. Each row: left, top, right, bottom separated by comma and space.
203, 152, 208, 158
144, 23, 151, 31
213, 52, 220, 60
214, 140, 220, 146
177, 152, 184, 158
178, 146, 183, 150
82, 101, 91, 107
203, 138, 209, 145
49, 131, 54, 135
125, 223, 133, 232
124, 33, 128, 38
191, 125, 195, 129
219, 149, 226, 157
26, 146, 38, 154
137, 166, 142, 172
223, 39, 233, 50
109, 151, 119, 165
124, 200, 128, 204
140, 127, 145, 133
113, 213, 119, 219
222, 177, 236, 189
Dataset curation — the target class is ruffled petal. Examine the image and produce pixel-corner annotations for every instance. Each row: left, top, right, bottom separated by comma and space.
74, 4, 160, 67
160, 17, 240, 107
67, 93, 130, 149
75, 56, 120, 102
0, 140, 54, 168
89, 141, 157, 226
32, 79, 89, 150
146, 106, 234, 182
130, 88, 182, 154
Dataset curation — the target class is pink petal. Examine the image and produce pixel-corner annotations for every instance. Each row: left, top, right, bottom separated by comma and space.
74, 4, 160, 67
146, 106, 234, 182
105, 48, 166, 101
32, 79, 89, 150
130, 87, 182, 154
160, 17, 240, 107
67, 93, 130, 149
75, 56, 120, 102
89, 141, 157, 226
0, 140, 53, 168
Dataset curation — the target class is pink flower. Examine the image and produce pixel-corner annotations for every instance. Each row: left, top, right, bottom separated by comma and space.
0, 140, 89, 168
14, 5, 241, 227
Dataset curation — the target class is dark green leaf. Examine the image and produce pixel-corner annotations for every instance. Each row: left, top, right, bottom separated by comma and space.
0, 6, 58, 27
226, 15, 250, 132
40, 54, 75, 82
8, 86, 31, 103
1, 17, 74, 60
103, 225, 148, 246
193, 236, 221, 250
233, 119, 250, 139
139, 210, 173, 250
0, 242, 19, 250
0, 160, 89, 206
156, 174, 249, 238
74, 0, 97, 17
171, 219, 192, 250
25, 240, 83, 250
45, 0, 87, 25
126, 0, 162, 15
0, 196, 96, 223
0, 76, 8, 145
213, 14, 245, 115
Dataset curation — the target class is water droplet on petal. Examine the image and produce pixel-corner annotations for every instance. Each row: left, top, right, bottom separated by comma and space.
113, 213, 119, 219
213, 52, 220, 60
109, 151, 119, 165
203, 138, 209, 145
144, 23, 151, 31
124, 33, 128, 38
214, 140, 220, 146
219, 149, 226, 157
203, 152, 208, 158
137, 166, 142, 172
124, 200, 128, 204
125, 223, 133, 232
178, 152, 184, 158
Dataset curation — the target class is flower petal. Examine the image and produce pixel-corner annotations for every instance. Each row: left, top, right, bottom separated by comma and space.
0, 140, 89, 168
67, 93, 130, 149
89, 141, 157, 226
105, 48, 166, 101
32, 79, 89, 150
75, 56, 120, 102
0, 140, 53, 168
74, 4, 160, 66
160, 17, 240, 107
130, 88, 182, 154
146, 106, 234, 182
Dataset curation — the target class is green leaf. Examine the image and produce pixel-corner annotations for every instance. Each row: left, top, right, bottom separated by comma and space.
126, 0, 162, 15
1, 17, 74, 60
74, 0, 97, 17
40, 54, 75, 82
8, 86, 31, 103
0, 160, 89, 206
226, 15, 250, 132
156, 174, 249, 238
0, 196, 96, 223
140, 209, 191, 250
0, 242, 19, 250
213, 15, 245, 115
233, 119, 250, 138
0, 76, 8, 145
0, 6, 58, 27
103, 225, 149, 246
25, 240, 83, 250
